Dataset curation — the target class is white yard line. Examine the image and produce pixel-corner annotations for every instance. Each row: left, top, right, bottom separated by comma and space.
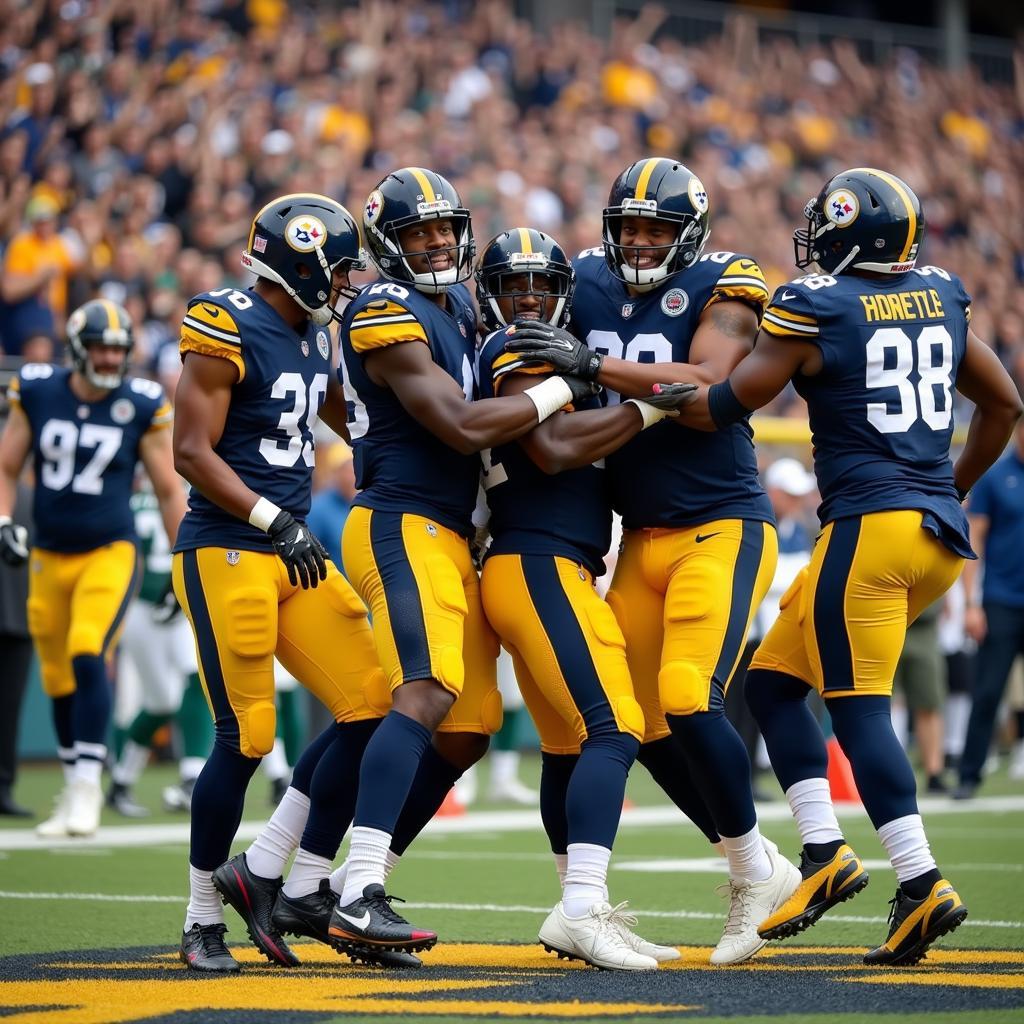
0, 890, 1019, 930
1, 794, 1021, 852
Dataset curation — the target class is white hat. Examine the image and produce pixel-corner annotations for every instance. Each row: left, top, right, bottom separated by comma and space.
765, 458, 815, 497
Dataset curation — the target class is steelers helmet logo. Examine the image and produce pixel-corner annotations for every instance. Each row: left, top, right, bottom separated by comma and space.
687, 175, 709, 213
285, 214, 328, 252
824, 189, 859, 227
364, 190, 384, 226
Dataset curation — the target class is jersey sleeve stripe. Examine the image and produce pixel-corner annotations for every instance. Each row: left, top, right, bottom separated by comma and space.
182, 317, 242, 346
717, 276, 770, 292
763, 305, 817, 325
349, 313, 420, 329
6, 377, 21, 405
353, 301, 411, 319
762, 311, 819, 336
147, 400, 174, 430
349, 321, 428, 352
180, 336, 246, 380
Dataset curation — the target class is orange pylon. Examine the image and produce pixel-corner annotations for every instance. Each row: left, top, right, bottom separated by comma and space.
826, 736, 861, 803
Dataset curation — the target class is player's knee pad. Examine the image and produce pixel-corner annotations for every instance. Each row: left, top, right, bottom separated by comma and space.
658, 660, 709, 716
479, 686, 504, 735
40, 664, 75, 699
361, 667, 392, 717
238, 699, 277, 758
67, 619, 105, 659
225, 587, 276, 658
611, 694, 645, 743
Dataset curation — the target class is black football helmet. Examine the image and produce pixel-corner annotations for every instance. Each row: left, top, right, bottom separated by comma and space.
242, 193, 365, 326
362, 167, 474, 294
794, 168, 924, 276
603, 157, 711, 292
475, 228, 574, 332
66, 298, 132, 390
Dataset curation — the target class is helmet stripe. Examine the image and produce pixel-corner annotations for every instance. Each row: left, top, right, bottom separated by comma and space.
101, 299, 119, 331
517, 227, 533, 254
408, 167, 436, 202
634, 157, 662, 200
850, 168, 917, 262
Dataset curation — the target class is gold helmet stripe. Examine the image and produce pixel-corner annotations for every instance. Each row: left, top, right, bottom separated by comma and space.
633, 157, 663, 201
100, 299, 120, 331
849, 168, 917, 262
407, 167, 437, 203
517, 227, 534, 254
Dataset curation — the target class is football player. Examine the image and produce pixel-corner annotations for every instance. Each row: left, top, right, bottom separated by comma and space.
505, 158, 801, 965
333, 168, 599, 951
476, 227, 693, 970
677, 168, 1022, 965
0, 299, 185, 838
171, 194, 389, 973
107, 481, 211, 817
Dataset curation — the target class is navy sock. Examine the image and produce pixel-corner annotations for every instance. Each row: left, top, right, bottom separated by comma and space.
352, 710, 432, 834
189, 741, 261, 871
828, 695, 919, 830
289, 722, 343, 797
666, 709, 756, 838
636, 735, 720, 843
70, 654, 112, 748
902, 868, 943, 900
51, 693, 75, 750
301, 719, 381, 859
390, 744, 464, 856
566, 730, 638, 849
746, 668, 828, 791
539, 751, 578, 854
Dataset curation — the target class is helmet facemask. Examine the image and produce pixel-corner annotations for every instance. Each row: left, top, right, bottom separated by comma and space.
603, 207, 708, 292
480, 263, 573, 331
66, 304, 132, 390
368, 207, 475, 295
793, 194, 861, 276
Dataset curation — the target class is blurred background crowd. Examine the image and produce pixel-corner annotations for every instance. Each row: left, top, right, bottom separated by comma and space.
1, 0, 1023, 812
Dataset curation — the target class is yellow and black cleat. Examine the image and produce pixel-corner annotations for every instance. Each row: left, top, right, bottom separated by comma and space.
863, 879, 968, 967
758, 844, 869, 940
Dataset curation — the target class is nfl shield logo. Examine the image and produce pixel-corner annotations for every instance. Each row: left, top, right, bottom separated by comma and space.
227, 551, 240, 565
426, 523, 437, 537
301, 339, 309, 357
621, 303, 634, 319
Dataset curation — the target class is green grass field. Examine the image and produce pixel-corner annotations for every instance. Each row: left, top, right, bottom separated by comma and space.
1, 757, 1022, 1024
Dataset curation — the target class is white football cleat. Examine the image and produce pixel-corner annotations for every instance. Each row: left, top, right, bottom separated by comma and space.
36, 788, 72, 838
606, 901, 681, 962
539, 901, 658, 971
710, 839, 801, 966
487, 777, 539, 805
64, 778, 103, 837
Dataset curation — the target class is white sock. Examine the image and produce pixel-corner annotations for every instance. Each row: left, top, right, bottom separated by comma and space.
562, 842, 611, 918
283, 847, 332, 898
246, 787, 310, 879
112, 740, 150, 786
877, 814, 937, 885
261, 739, 290, 782
712, 840, 726, 858
185, 865, 223, 928
721, 825, 772, 882
72, 755, 104, 787
58, 747, 77, 785
330, 847, 400, 897
339, 827, 392, 905
489, 750, 520, 787
179, 757, 206, 783
553, 852, 568, 889
786, 777, 844, 849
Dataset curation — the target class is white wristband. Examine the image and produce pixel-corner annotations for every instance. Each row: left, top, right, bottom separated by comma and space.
0, 516, 10, 528
248, 497, 282, 533
523, 377, 574, 422
624, 399, 670, 430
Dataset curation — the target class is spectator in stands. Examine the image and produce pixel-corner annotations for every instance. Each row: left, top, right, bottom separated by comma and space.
307, 441, 357, 573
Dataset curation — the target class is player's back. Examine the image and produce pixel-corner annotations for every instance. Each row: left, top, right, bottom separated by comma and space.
339, 279, 481, 536
477, 326, 612, 577
571, 247, 774, 530
8, 363, 171, 553
174, 286, 334, 553
763, 266, 971, 552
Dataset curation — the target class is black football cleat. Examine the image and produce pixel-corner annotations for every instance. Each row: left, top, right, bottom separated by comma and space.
758, 844, 869, 940
864, 880, 968, 966
273, 879, 422, 968
179, 922, 240, 973
328, 884, 437, 954
106, 781, 150, 818
212, 853, 299, 967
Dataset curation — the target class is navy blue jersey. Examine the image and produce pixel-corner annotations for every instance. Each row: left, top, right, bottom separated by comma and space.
339, 280, 481, 536
761, 266, 972, 557
174, 287, 334, 553
9, 365, 171, 553
571, 247, 774, 530
477, 326, 612, 577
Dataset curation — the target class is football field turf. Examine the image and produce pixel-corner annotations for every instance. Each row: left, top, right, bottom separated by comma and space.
1, 759, 1022, 1024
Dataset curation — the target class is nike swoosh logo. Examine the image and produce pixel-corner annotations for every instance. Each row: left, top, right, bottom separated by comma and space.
202, 305, 220, 318
738, 260, 756, 270
780, 291, 796, 301
695, 532, 721, 544
335, 910, 371, 930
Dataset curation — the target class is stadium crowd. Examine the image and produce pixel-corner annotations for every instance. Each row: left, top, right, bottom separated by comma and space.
2, 0, 1023, 418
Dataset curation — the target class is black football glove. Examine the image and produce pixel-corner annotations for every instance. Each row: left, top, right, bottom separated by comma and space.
0, 518, 29, 567
644, 382, 699, 412
151, 578, 182, 625
505, 322, 604, 381
268, 511, 328, 589
561, 375, 603, 404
